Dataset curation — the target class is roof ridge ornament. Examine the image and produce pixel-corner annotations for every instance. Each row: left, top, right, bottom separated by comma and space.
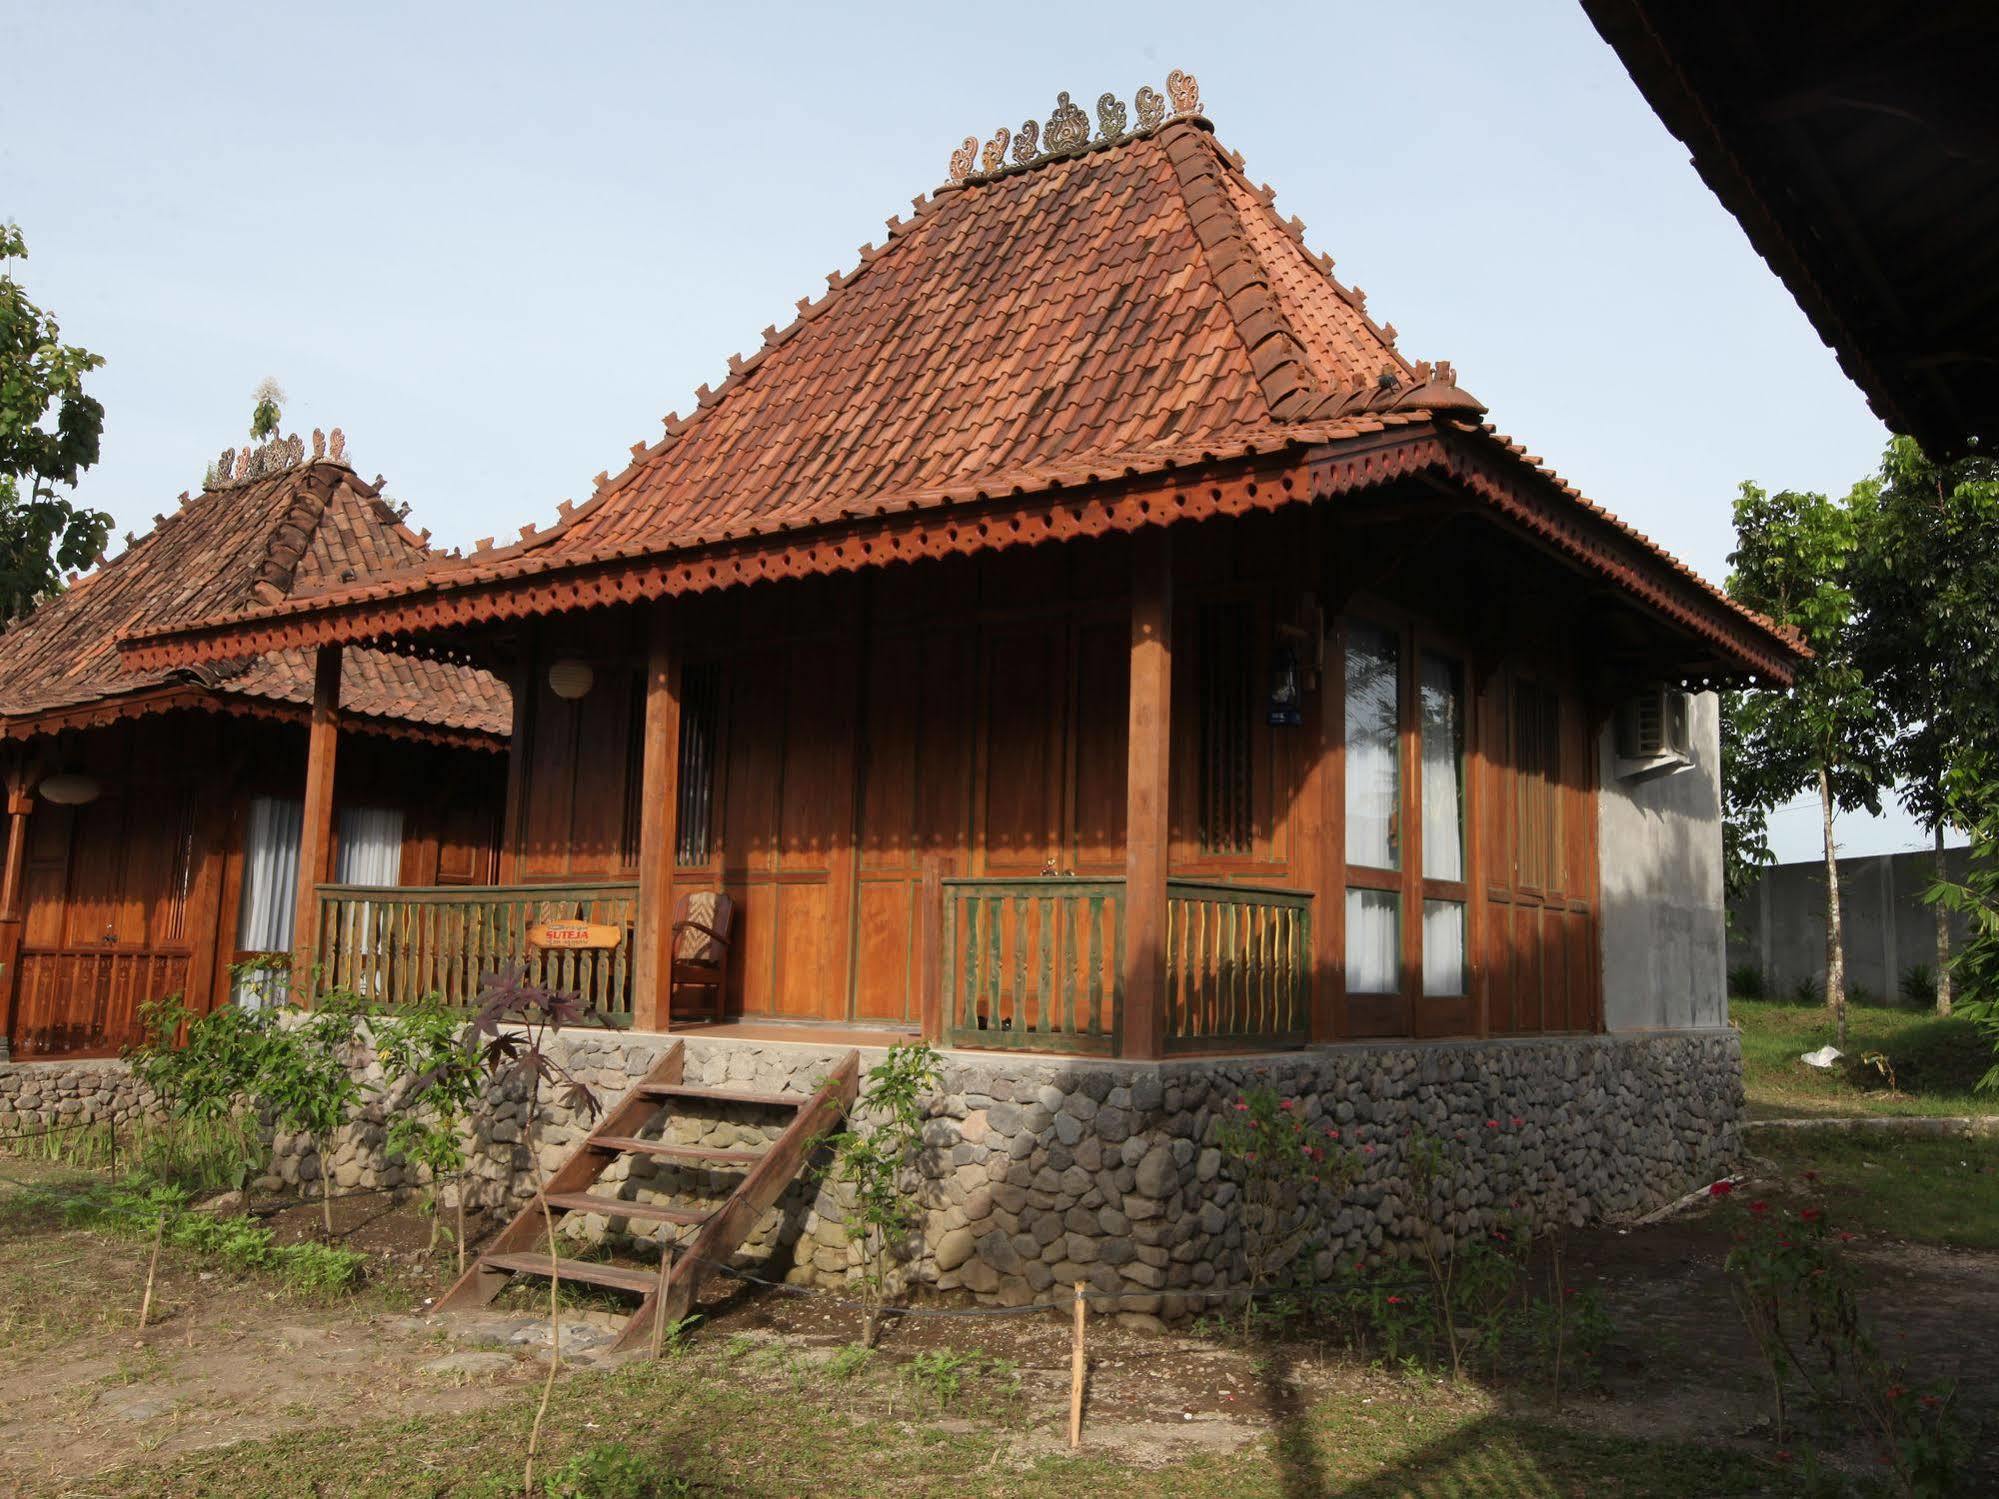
947, 70, 1204, 186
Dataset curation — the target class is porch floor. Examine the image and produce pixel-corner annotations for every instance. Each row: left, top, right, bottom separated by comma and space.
660, 1016, 922, 1049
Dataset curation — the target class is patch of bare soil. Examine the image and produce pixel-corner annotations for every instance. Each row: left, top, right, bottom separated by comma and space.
4, 1151, 1994, 1490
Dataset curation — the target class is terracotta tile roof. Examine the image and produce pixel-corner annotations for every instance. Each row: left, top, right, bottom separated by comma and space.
0, 457, 509, 739
121, 115, 1800, 681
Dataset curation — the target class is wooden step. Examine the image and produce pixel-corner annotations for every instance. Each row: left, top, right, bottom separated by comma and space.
479, 1251, 660, 1295
539, 1191, 709, 1227
636, 1082, 808, 1109
588, 1135, 766, 1165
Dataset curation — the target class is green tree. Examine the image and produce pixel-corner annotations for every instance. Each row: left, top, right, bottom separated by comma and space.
1725, 481, 1890, 1045
0, 223, 112, 623
1850, 437, 1999, 1013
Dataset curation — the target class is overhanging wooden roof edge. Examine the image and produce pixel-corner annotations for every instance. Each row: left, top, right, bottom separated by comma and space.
119, 419, 1799, 686
0, 680, 508, 753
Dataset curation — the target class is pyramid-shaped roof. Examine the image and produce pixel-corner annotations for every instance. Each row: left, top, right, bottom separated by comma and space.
123, 89, 1801, 685
0, 444, 508, 741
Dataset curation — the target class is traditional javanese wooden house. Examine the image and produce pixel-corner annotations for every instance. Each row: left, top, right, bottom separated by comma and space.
126, 79, 1802, 1071
0, 435, 509, 1059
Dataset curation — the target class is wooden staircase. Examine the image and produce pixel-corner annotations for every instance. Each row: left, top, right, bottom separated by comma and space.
436, 1040, 860, 1353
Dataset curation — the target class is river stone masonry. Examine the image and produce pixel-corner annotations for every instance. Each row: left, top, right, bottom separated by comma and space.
0, 1058, 156, 1138
301, 1026, 1739, 1326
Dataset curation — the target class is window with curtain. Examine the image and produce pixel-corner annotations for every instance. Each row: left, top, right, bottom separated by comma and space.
1420, 653, 1466, 997
335, 807, 404, 886
1344, 622, 1401, 994
233, 796, 302, 1008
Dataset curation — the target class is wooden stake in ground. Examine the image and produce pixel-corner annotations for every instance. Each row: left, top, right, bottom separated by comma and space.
1068, 1281, 1086, 1449
138, 1219, 164, 1330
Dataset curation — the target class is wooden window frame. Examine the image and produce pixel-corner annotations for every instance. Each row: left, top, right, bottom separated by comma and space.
1334, 608, 1476, 1038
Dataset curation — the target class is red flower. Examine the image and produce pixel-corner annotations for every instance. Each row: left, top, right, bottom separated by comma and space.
1485, 1120, 1499, 1129
1920, 1394, 1940, 1409
1775, 1451, 1792, 1464
1233, 1101, 1249, 1112
1748, 1200, 1769, 1215
1886, 1385, 1906, 1401
1386, 1295, 1403, 1305
1800, 1208, 1821, 1221
1709, 1180, 1735, 1197
1839, 1231, 1856, 1242
1509, 1117, 1523, 1128
1279, 1098, 1294, 1111
1364, 1145, 1376, 1155
1326, 1128, 1341, 1139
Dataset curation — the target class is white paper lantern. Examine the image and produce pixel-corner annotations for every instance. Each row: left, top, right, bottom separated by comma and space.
39, 772, 101, 806
547, 658, 595, 701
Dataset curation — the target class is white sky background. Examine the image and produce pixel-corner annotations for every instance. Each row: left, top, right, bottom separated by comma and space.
0, 1, 1951, 863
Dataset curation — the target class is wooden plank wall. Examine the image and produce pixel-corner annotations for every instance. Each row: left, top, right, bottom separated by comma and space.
5, 715, 507, 1059
508, 515, 1316, 1027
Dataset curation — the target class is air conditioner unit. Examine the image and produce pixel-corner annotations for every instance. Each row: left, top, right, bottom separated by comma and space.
1614, 684, 1695, 782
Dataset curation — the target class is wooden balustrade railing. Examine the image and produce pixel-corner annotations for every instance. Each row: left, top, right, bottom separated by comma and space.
941, 877, 1124, 1053
9, 947, 191, 1059
939, 876, 1313, 1055
313, 881, 639, 1024
1164, 879, 1313, 1052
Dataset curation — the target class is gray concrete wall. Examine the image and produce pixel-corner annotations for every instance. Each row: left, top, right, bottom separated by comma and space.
1727, 846, 1971, 1002
1597, 691, 1727, 1031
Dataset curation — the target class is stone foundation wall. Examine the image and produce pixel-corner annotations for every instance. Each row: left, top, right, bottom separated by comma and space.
6, 1029, 1742, 1325
284, 1027, 1741, 1323
0, 1058, 156, 1139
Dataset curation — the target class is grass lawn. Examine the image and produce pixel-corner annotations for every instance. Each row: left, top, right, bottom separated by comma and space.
59, 1355, 1789, 1499
1733, 996, 1995, 1119
1756, 1127, 1999, 1251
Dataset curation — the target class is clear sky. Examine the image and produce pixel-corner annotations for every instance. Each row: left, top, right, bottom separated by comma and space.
1, 2, 1937, 860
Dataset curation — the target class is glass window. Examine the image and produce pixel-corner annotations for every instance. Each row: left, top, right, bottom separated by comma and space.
1420, 653, 1463, 882
1422, 899, 1466, 996
1346, 889, 1400, 993
1344, 623, 1399, 869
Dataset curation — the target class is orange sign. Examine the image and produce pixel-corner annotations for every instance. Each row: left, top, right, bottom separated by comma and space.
527, 920, 623, 951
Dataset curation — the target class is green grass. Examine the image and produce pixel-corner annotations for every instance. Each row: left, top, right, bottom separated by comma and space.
1757, 1128, 1999, 1251
1733, 996, 1994, 1119
51, 1355, 1795, 1499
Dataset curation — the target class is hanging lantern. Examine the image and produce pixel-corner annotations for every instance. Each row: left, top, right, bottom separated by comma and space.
547, 658, 595, 701
1266, 643, 1303, 727
39, 772, 102, 806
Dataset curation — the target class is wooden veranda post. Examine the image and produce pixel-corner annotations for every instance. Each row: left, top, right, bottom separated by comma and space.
289, 645, 343, 1003
0, 770, 34, 1059
630, 603, 682, 1033
1122, 528, 1172, 1059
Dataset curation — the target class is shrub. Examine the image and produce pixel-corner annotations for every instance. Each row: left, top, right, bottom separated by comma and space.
1789, 974, 1824, 1006
1212, 1083, 1356, 1332
542, 1442, 689, 1499
1729, 964, 1769, 1000
814, 1043, 942, 1347
1899, 963, 1938, 1009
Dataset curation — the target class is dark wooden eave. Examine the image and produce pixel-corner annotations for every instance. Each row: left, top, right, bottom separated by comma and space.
1583, 0, 1999, 458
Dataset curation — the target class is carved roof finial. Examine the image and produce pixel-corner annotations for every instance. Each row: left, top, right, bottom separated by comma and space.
944, 70, 1204, 186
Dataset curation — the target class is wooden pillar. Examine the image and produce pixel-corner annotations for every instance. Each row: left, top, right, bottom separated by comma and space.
1121, 529, 1172, 1059
290, 645, 343, 1004
630, 602, 682, 1033
0, 770, 34, 1059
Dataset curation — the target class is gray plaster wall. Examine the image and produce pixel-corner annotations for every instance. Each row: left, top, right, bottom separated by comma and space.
1727, 847, 1971, 1002
1596, 691, 1727, 1032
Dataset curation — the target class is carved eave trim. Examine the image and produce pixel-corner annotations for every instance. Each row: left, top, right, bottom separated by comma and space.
0, 682, 507, 753
121, 421, 1797, 690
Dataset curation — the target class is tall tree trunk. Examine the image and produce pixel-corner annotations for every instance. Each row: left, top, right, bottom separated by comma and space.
1935, 820, 1953, 1016
1820, 768, 1847, 1047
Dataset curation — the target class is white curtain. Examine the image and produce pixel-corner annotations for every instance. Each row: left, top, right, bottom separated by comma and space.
336, 807, 404, 885
1419, 654, 1463, 882
1423, 900, 1466, 997
334, 807, 404, 995
233, 797, 302, 1008
1344, 623, 1399, 869
1346, 889, 1399, 993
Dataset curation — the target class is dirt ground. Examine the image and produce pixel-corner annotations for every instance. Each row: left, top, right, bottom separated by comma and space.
1, 1154, 1994, 1494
